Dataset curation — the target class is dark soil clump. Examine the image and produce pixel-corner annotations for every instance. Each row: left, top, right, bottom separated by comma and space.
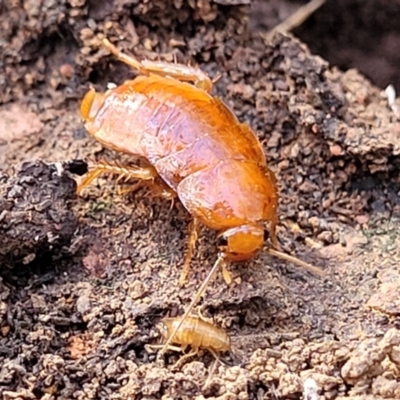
0, 161, 78, 284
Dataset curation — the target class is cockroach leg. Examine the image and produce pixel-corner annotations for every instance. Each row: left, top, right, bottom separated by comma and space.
148, 180, 177, 204
118, 178, 177, 203
102, 38, 142, 73
269, 220, 279, 249
146, 344, 183, 353
179, 218, 200, 286
221, 262, 232, 285
149, 342, 198, 369
197, 307, 213, 324
208, 348, 226, 367
203, 359, 219, 388
76, 160, 158, 194
148, 182, 177, 211
212, 73, 222, 84
102, 38, 213, 92
76, 168, 104, 193
160, 253, 226, 356
117, 180, 146, 196
171, 349, 198, 370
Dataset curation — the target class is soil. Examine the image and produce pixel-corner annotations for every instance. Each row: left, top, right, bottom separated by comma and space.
1, 0, 400, 399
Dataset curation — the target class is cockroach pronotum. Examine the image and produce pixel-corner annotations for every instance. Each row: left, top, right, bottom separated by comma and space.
77, 38, 324, 356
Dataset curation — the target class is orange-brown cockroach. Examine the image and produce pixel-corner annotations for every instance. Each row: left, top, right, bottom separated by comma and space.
78, 38, 324, 356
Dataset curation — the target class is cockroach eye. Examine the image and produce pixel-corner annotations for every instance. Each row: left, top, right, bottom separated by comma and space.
158, 323, 168, 337
217, 236, 228, 247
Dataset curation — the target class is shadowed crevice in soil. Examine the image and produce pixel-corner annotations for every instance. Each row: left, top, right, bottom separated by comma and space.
295, 0, 400, 92
250, 0, 400, 92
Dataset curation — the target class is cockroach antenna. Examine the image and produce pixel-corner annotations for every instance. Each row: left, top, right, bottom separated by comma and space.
266, 248, 325, 277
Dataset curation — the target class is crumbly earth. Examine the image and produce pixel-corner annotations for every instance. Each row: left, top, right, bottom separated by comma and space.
1, 1, 400, 399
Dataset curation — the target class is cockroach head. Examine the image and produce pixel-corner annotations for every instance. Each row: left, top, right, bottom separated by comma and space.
217, 224, 264, 261
157, 317, 173, 339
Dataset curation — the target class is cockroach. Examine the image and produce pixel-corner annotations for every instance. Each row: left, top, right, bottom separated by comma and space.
150, 314, 233, 367
78, 38, 324, 356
